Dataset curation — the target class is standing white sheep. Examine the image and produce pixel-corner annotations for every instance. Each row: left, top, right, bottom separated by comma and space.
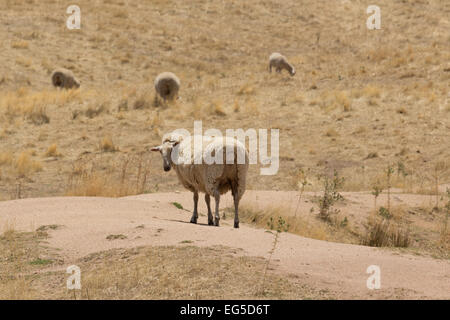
151, 133, 249, 228
51, 68, 80, 89
154, 72, 180, 101
269, 53, 296, 76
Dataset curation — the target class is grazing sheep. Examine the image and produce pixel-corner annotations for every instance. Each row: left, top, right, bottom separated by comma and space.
269, 52, 295, 76
151, 133, 249, 228
154, 72, 180, 101
51, 68, 80, 89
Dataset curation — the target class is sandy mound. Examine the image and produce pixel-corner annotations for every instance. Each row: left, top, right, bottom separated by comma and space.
0, 192, 448, 299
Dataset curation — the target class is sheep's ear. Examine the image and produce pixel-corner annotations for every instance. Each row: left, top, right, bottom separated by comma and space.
150, 146, 161, 152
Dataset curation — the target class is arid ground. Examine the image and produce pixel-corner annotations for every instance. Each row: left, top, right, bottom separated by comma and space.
0, 0, 449, 299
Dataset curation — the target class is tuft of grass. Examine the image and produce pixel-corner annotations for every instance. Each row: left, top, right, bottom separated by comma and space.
99, 136, 117, 152
84, 103, 108, 119
238, 204, 330, 241
172, 202, 184, 210
44, 144, 61, 157
325, 128, 339, 137
66, 155, 150, 197
29, 258, 52, 265
106, 234, 127, 240
11, 41, 29, 49
15, 151, 42, 177
335, 91, 352, 111
362, 218, 410, 248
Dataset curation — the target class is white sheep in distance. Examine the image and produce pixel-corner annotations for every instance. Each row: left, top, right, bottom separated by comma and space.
154, 72, 180, 101
151, 133, 249, 228
269, 52, 296, 76
51, 68, 80, 89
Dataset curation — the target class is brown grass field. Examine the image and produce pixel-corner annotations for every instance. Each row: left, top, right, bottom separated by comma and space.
0, 0, 449, 300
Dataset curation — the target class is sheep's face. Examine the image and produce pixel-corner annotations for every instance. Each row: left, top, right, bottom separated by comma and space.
290, 67, 296, 76
150, 140, 178, 172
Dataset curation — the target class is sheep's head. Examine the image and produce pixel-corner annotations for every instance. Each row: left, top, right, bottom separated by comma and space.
150, 133, 184, 172
290, 66, 296, 76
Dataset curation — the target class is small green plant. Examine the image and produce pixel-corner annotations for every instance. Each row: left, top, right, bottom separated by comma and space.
378, 206, 392, 219
386, 165, 394, 213
294, 168, 309, 217
317, 170, 344, 221
267, 216, 289, 232
29, 258, 52, 265
371, 182, 383, 212
172, 202, 183, 210
259, 215, 289, 296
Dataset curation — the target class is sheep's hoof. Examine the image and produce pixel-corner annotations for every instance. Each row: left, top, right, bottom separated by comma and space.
208, 219, 214, 226
190, 217, 197, 224
214, 218, 220, 227
234, 221, 239, 229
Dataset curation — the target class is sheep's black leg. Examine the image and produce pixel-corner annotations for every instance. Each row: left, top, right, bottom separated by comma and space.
205, 194, 214, 225
231, 186, 240, 229
190, 191, 198, 224
214, 190, 220, 227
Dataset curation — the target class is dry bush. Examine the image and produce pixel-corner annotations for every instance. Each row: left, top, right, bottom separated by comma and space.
24, 105, 49, 125
362, 85, 381, 99
99, 136, 117, 152
84, 103, 109, 119
209, 100, 227, 116
15, 151, 42, 177
237, 204, 329, 241
361, 218, 410, 248
133, 93, 153, 110
0, 151, 42, 178
0, 151, 14, 167
11, 40, 29, 49
334, 91, 352, 111
0, 89, 84, 125
44, 144, 61, 157
66, 155, 150, 197
237, 83, 255, 95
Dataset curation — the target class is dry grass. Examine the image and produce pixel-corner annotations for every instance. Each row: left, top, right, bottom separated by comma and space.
0, 224, 59, 299
66, 155, 150, 197
0, 230, 330, 299
0, 0, 448, 198
99, 136, 117, 152
44, 143, 61, 157
0, 0, 449, 261
361, 218, 410, 248
0, 150, 42, 179
235, 203, 357, 244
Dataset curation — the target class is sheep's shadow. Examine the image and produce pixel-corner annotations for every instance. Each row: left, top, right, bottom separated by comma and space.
159, 218, 213, 227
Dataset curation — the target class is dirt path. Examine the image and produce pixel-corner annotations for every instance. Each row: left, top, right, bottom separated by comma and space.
0, 192, 448, 299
